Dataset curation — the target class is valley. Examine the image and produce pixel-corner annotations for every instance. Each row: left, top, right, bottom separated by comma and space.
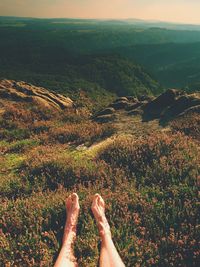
0, 16, 199, 267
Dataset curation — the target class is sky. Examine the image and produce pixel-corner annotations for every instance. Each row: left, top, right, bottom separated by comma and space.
0, 0, 200, 24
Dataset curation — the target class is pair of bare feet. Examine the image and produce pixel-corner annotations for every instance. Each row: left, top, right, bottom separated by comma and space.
55, 193, 125, 267
64, 193, 110, 245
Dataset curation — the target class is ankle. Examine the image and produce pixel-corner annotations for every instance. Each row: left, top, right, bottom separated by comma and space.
100, 230, 112, 241
64, 223, 76, 233
62, 231, 76, 246
98, 221, 111, 238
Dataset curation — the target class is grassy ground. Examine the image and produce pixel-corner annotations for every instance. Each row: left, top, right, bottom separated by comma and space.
0, 101, 199, 266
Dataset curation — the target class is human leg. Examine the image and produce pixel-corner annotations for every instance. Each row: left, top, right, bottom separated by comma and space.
54, 193, 80, 267
91, 194, 125, 267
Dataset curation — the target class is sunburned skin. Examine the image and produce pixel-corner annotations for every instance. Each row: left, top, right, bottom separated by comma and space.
91, 193, 111, 238
55, 193, 125, 267
54, 193, 80, 267
63, 193, 80, 243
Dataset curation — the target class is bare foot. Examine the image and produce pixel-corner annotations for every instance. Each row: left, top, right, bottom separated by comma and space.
91, 194, 111, 238
63, 193, 80, 244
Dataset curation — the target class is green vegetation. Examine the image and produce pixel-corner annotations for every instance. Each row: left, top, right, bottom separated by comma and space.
0, 17, 199, 266
0, 98, 199, 266
1, 17, 200, 93
170, 112, 200, 141
114, 42, 200, 90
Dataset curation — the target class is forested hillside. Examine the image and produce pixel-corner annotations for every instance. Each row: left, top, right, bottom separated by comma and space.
0, 16, 199, 267
0, 17, 200, 96
114, 42, 200, 90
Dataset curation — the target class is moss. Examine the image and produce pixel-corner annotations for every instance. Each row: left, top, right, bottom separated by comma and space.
0, 94, 199, 266
7, 139, 40, 153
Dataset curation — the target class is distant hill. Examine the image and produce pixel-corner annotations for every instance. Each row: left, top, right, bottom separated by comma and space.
1, 16, 200, 95
113, 42, 200, 90
0, 26, 161, 97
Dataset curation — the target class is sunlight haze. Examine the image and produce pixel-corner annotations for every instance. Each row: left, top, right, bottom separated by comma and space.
0, 0, 200, 24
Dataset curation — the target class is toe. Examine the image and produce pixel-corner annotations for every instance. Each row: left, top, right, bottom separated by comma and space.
72, 192, 78, 199
66, 194, 72, 209
72, 193, 79, 203
71, 193, 80, 209
92, 194, 99, 208
96, 194, 105, 208
99, 196, 105, 208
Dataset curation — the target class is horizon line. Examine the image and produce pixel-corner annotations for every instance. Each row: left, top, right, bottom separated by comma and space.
1, 15, 200, 27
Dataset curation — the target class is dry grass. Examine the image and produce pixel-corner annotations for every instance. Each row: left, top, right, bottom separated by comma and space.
170, 112, 200, 141
0, 101, 199, 266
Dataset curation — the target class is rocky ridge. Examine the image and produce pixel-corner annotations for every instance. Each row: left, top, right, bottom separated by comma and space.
0, 80, 73, 110
94, 89, 200, 123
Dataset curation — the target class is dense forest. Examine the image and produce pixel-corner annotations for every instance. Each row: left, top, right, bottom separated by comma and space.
0, 17, 199, 267
0, 17, 200, 98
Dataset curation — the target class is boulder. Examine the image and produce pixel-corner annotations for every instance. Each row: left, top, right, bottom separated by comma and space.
114, 97, 128, 103
0, 79, 74, 110
126, 102, 142, 111
138, 95, 154, 102
96, 107, 115, 117
128, 108, 144, 116
162, 95, 200, 118
94, 114, 115, 123
177, 105, 200, 118
143, 89, 183, 118
110, 100, 130, 110
126, 96, 138, 102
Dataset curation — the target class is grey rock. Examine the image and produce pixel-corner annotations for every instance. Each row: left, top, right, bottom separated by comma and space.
114, 97, 128, 103
0, 79, 74, 110
96, 107, 115, 116
94, 114, 115, 123
110, 100, 130, 110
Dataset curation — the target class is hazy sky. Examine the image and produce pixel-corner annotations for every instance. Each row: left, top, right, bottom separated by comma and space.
1, 0, 200, 24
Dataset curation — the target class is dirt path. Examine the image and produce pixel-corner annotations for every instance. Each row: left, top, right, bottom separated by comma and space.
112, 110, 162, 137
86, 110, 165, 155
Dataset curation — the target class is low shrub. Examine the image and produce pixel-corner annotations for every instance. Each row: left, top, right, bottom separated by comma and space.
170, 112, 200, 141
0, 181, 199, 267
48, 121, 115, 145
6, 139, 39, 153
20, 149, 125, 192
2, 102, 57, 123
0, 98, 199, 267
98, 133, 199, 188
28, 121, 52, 135
0, 128, 31, 142
60, 108, 90, 123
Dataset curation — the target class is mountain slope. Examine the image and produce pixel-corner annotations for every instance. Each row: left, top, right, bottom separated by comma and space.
113, 42, 200, 89
0, 51, 161, 97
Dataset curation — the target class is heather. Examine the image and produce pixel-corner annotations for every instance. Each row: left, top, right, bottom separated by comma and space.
170, 112, 200, 141
0, 100, 199, 266
98, 133, 199, 188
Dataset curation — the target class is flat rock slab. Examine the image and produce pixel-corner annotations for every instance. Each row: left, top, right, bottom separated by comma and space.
0, 79, 73, 110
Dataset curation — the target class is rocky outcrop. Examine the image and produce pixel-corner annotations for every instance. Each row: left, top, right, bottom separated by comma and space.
0, 79, 73, 110
110, 100, 130, 110
138, 95, 154, 102
143, 90, 200, 121
128, 108, 144, 116
95, 114, 116, 123
143, 89, 183, 118
162, 94, 200, 119
114, 97, 129, 102
94, 94, 152, 122
94, 90, 200, 124
96, 107, 115, 117
109, 96, 140, 110
126, 102, 141, 111
175, 104, 200, 118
